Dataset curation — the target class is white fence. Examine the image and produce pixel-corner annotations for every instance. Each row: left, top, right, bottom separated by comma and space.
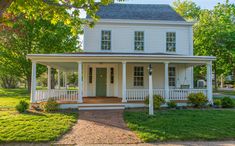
126, 89, 207, 101
35, 90, 78, 102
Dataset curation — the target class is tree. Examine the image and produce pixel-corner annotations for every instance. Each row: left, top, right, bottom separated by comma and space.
0, 17, 79, 91
194, 2, 235, 90
1, 0, 121, 35
173, 0, 235, 90
173, 0, 201, 21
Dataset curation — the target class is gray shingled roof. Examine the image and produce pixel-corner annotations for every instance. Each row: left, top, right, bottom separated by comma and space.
87, 3, 185, 21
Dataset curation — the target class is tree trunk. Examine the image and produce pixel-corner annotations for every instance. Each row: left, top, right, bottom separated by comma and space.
0, 0, 13, 19
220, 75, 224, 88
214, 63, 217, 91
27, 76, 31, 93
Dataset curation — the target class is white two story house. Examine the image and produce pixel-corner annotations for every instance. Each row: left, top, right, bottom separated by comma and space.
27, 4, 215, 109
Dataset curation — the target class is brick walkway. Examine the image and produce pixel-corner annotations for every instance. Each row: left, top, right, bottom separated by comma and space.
56, 110, 141, 145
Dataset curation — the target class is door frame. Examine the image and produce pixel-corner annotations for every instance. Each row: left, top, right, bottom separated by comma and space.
84, 64, 119, 97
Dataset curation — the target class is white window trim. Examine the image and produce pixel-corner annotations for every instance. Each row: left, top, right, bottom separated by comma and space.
166, 32, 176, 53
101, 30, 111, 51
133, 66, 144, 87
169, 66, 176, 88
134, 31, 145, 51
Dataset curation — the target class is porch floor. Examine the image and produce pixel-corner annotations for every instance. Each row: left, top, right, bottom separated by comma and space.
56, 97, 144, 104
83, 97, 122, 104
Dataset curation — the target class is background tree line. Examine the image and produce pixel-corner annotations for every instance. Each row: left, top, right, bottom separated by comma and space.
173, 0, 235, 90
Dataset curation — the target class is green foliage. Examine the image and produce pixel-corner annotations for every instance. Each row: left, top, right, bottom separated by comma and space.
40, 98, 59, 112
1, 0, 124, 35
167, 101, 177, 108
173, 0, 201, 21
0, 17, 79, 91
187, 92, 207, 107
221, 97, 234, 108
214, 99, 222, 107
144, 95, 165, 109
15, 100, 29, 113
124, 110, 235, 142
174, 0, 235, 82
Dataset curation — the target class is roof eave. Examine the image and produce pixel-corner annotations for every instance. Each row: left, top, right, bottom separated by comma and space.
84, 18, 195, 26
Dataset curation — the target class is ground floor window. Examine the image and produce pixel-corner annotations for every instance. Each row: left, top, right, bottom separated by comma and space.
169, 67, 176, 87
134, 66, 144, 86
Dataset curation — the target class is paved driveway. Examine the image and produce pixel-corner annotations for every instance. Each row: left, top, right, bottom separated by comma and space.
56, 110, 141, 145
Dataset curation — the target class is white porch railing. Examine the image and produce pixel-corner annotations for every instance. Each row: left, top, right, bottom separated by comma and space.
126, 89, 207, 101
35, 90, 78, 102
169, 89, 207, 100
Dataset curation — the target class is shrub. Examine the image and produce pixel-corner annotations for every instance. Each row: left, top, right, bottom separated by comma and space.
16, 100, 29, 113
214, 99, 222, 108
167, 101, 177, 108
40, 98, 59, 112
187, 92, 207, 108
144, 95, 165, 109
221, 97, 234, 108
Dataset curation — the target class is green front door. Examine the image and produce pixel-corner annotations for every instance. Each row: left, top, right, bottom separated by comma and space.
96, 68, 107, 96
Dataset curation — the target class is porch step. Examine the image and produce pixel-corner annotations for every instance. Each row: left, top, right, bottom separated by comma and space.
78, 104, 125, 110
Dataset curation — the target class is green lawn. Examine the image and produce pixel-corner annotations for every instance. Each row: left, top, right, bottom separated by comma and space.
124, 109, 235, 142
214, 90, 235, 96
0, 88, 29, 109
0, 88, 78, 143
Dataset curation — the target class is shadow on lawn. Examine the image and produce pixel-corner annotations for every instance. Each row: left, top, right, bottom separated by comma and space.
24, 109, 79, 117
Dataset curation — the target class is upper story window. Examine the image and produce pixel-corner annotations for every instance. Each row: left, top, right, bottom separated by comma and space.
169, 67, 176, 87
134, 31, 144, 51
166, 32, 176, 52
101, 30, 111, 50
134, 66, 144, 86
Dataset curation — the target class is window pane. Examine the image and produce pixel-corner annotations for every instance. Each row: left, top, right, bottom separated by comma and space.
134, 31, 144, 51
166, 32, 176, 52
101, 30, 111, 50
134, 66, 144, 86
168, 67, 176, 87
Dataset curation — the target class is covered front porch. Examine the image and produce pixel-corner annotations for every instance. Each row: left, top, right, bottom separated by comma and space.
27, 53, 215, 107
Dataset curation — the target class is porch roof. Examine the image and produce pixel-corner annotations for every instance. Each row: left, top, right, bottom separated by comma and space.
27, 52, 215, 71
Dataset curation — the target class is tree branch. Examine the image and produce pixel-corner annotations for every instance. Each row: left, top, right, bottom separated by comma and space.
0, 0, 14, 18
42, 0, 100, 10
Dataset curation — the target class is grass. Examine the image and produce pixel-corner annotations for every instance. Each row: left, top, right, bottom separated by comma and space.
214, 90, 235, 96
124, 109, 235, 142
0, 88, 29, 109
0, 88, 78, 143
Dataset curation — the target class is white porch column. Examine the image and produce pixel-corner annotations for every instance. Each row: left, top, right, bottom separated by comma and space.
47, 66, 51, 90
122, 61, 127, 102
207, 62, 213, 104
78, 61, 83, 103
57, 70, 60, 89
148, 64, 154, 115
30, 61, 37, 103
164, 62, 170, 102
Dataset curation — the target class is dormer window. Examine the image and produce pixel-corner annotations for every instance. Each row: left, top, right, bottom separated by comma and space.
101, 30, 111, 50
166, 32, 176, 52
134, 31, 144, 51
